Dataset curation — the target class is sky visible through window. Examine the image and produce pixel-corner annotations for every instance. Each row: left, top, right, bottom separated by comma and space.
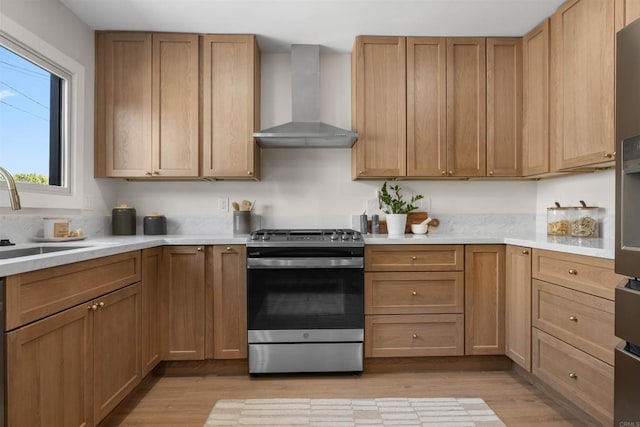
0, 45, 51, 181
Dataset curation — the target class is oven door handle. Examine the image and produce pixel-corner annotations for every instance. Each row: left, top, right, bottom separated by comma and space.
247, 257, 364, 269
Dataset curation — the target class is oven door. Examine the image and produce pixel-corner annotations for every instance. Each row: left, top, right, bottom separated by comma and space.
247, 266, 364, 332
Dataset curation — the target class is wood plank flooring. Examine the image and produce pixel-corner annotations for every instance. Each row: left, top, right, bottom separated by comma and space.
100, 370, 593, 426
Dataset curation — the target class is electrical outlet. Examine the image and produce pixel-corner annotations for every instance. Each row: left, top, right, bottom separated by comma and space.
217, 197, 229, 213
82, 196, 93, 211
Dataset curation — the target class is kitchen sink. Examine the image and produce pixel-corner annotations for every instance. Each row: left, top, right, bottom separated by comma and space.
0, 246, 89, 260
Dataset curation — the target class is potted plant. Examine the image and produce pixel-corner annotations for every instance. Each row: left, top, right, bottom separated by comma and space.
378, 182, 424, 235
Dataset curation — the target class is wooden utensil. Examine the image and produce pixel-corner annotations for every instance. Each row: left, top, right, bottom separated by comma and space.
232, 202, 240, 211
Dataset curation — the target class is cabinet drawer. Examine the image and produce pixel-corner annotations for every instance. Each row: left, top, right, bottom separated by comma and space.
532, 328, 613, 426
532, 279, 617, 365
531, 249, 624, 300
365, 245, 464, 271
365, 272, 464, 314
365, 314, 464, 357
5, 251, 141, 330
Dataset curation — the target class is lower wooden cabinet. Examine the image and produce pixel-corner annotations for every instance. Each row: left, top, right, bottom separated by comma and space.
141, 247, 162, 375
505, 245, 532, 370
465, 245, 505, 355
365, 314, 464, 357
212, 245, 247, 359
532, 328, 614, 425
161, 246, 206, 360
6, 283, 142, 426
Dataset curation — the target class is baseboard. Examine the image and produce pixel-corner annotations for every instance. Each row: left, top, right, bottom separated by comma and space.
364, 355, 513, 373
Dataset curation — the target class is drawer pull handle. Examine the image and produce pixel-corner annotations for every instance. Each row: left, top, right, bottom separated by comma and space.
412, 334, 418, 339
226, 247, 232, 251
568, 269, 577, 275
411, 256, 417, 261
197, 247, 203, 252
412, 291, 417, 296
569, 316, 578, 322
98, 302, 105, 309
521, 249, 529, 255
88, 304, 98, 311
569, 372, 578, 379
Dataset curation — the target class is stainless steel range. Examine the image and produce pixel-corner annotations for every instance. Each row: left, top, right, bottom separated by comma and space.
246, 229, 364, 374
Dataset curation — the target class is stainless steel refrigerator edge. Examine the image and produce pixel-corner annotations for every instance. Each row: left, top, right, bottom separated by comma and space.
614, 17, 640, 427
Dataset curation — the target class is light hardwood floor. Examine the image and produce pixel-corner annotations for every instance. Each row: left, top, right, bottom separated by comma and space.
100, 369, 592, 426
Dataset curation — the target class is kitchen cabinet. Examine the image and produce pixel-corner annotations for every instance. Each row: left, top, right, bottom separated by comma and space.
505, 245, 532, 371
364, 245, 465, 357
351, 36, 407, 178
531, 248, 625, 425
486, 38, 522, 177
615, 0, 640, 31
161, 246, 206, 360
550, 0, 616, 170
141, 247, 162, 375
95, 32, 200, 178
465, 245, 505, 355
201, 35, 261, 180
212, 245, 247, 359
93, 284, 142, 423
522, 20, 551, 176
446, 38, 486, 177
6, 283, 142, 426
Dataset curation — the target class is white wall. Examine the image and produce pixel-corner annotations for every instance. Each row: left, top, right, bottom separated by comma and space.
0, 0, 117, 216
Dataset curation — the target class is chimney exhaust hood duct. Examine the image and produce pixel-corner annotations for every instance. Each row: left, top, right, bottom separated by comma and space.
253, 45, 358, 148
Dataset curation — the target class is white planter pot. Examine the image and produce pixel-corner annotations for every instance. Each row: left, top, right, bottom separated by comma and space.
385, 214, 407, 235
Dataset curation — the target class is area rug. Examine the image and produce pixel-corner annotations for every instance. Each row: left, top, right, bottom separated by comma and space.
204, 397, 506, 426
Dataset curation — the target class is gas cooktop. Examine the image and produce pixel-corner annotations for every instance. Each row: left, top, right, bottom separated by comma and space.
247, 229, 364, 247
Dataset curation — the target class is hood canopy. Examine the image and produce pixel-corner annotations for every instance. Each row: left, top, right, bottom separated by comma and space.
253, 45, 357, 148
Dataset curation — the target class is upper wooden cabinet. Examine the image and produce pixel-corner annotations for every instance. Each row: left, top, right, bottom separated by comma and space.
522, 20, 551, 176
354, 36, 520, 179
201, 35, 261, 180
96, 32, 199, 178
352, 36, 407, 178
487, 38, 522, 177
447, 38, 487, 177
615, 0, 640, 31
550, 0, 616, 169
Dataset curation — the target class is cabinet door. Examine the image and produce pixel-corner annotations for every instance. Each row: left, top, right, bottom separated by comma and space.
352, 36, 407, 178
446, 38, 486, 177
161, 246, 205, 360
406, 37, 447, 177
141, 247, 162, 375
465, 245, 505, 355
93, 283, 142, 423
551, 0, 615, 169
486, 38, 522, 177
201, 35, 260, 179
505, 245, 532, 371
96, 32, 152, 178
213, 245, 247, 359
522, 20, 551, 176
152, 33, 199, 177
6, 304, 92, 427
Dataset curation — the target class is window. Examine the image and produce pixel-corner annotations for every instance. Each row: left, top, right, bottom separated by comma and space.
0, 33, 69, 190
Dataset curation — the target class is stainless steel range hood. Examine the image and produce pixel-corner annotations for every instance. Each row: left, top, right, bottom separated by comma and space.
253, 45, 357, 148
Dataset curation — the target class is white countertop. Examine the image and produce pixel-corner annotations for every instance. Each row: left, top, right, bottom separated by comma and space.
0, 232, 614, 277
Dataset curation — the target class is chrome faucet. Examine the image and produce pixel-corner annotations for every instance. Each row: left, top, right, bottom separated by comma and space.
0, 166, 21, 210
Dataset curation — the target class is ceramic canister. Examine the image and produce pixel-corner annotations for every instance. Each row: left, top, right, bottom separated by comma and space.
143, 213, 167, 235
112, 204, 136, 235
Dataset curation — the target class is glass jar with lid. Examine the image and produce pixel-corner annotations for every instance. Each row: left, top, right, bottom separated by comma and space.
547, 202, 574, 236
571, 201, 601, 237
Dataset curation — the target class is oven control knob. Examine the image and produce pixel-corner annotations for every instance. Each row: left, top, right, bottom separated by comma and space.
352, 234, 360, 240
250, 232, 259, 240
341, 233, 350, 240
261, 233, 270, 241
330, 232, 339, 241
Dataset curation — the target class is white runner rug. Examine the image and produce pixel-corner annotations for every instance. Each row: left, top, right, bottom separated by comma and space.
204, 397, 506, 426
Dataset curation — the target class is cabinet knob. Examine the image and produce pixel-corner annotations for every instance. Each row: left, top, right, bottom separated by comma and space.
441, 170, 446, 176
98, 302, 105, 308
489, 171, 494, 176
226, 246, 233, 251
412, 334, 418, 339
88, 304, 98, 311
359, 170, 364, 175
197, 247, 203, 252
521, 249, 529, 255
247, 171, 252, 175
412, 291, 417, 296
411, 256, 417, 260
569, 316, 578, 322
448, 170, 453, 176
604, 152, 614, 159
152, 171, 160, 175
568, 269, 577, 275
145, 171, 152, 176
569, 372, 578, 379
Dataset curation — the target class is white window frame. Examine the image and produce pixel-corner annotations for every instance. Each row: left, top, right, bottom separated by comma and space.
0, 14, 86, 210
